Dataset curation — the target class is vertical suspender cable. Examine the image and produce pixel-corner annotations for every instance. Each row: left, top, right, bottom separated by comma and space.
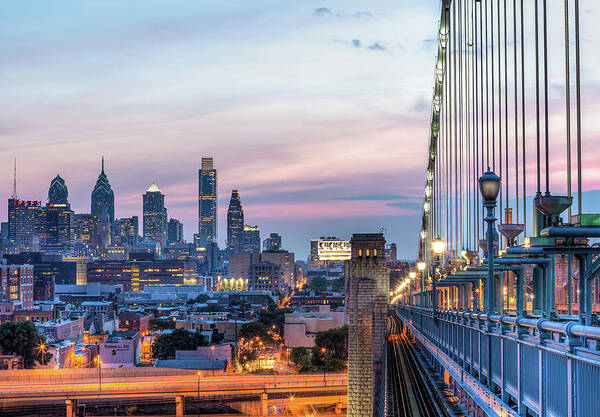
513, 0, 520, 227
574, 0, 582, 215
564, 0, 572, 219
459, 0, 464, 251
504, 0, 509, 214
543, 0, 550, 196
485, 0, 490, 167
491, 0, 496, 171
520, 0, 527, 233
497, 0, 503, 227
475, 0, 481, 242
535, 0, 541, 196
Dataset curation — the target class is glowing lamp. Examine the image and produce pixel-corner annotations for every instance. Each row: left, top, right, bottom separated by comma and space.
431, 236, 446, 254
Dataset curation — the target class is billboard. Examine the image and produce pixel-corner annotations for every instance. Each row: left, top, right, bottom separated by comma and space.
317, 239, 351, 261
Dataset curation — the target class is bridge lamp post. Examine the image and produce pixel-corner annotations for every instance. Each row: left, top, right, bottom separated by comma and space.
431, 237, 446, 317
417, 260, 426, 306
409, 272, 417, 305
478, 169, 501, 315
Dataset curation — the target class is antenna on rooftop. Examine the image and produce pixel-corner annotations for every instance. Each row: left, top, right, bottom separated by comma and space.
12, 157, 17, 199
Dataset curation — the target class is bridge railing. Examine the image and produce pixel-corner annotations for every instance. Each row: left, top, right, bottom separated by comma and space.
398, 305, 600, 417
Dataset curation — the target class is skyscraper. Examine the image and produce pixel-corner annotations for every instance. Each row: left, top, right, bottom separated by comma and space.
40, 175, 74, 256
167, 218, 183, 244
114, 216, 139, 248
48, 174, 68, 204
198, 157, 217, 245
263, 233, 282, 252
7, 199, 42, 252
242, 225, 260, 253
226, 190, 244, 254
143, 183, 167, 244
91, 157, 115, 222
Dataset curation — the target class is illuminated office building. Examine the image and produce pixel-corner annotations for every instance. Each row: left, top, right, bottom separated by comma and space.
87, 260, 196, 292
167, 218, 183, 244
248, 261, 282, 294
226, 190, 244, 254
198, 157, 217, 245
39, 175, 74, 256
242, 225, 260, 253
143, 183, 167, 244
8, 199, 42, 252
0, 265, 33, 310
114, 216, 139, 247
263, 233, 282, 252
91, 157, 115, 222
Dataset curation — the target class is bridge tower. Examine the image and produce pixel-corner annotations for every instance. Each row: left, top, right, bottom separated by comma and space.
346, 233, 388, 417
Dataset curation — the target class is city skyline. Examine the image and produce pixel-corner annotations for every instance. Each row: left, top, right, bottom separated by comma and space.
2, 1, 600, 260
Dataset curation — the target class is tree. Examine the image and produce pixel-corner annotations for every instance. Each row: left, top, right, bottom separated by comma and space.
308, 276, 328, 292
150, 318, 176, 330
151, 328, 207, 360
239, 321, 269, 341
258, 307, 290, 335
186, 294, 210, 305
289, 347, 312, 370
0, 321, 52, 368
311, 326, 348, 371
330, 277, 345, 292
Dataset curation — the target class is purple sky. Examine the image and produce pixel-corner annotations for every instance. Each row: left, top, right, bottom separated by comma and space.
1, 1, 599, 260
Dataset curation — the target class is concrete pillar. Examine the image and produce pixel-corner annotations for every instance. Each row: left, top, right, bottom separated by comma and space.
260, 392, 268, 416
335, 402, 343, 415
65, 399, 77, 417
175, 395, 184, 417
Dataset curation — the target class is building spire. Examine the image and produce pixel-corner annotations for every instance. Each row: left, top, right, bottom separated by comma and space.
12, 157, 17, 199
101, 155, 105, 174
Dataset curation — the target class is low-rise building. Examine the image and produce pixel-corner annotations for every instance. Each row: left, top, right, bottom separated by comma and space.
99, 331, 140, 368
284, 305, 346, 348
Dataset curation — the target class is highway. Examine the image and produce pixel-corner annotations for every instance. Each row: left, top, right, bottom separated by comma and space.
0, 372, 347, 400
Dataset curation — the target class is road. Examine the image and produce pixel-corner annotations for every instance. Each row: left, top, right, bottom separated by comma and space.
0, 372, 347, 400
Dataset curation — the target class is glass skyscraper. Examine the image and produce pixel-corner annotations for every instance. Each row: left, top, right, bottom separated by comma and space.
91, 157, 115, 222
198, 157, 217, 245
143, 183, 167, 244
226, 189, 244, 254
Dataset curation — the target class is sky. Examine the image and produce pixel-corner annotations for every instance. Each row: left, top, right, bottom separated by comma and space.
1, 1, 599, 260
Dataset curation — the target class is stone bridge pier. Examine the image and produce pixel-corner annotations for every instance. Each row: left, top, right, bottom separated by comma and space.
346, 233, 388, 417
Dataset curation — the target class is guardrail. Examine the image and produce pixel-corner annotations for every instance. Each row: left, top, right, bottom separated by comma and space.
398, 305, 600, 417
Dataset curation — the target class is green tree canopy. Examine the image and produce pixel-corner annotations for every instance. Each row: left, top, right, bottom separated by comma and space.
150, 318, 176, 330
186, 294, 210, 305
311, 326, 348, 371
151, 328, 207, 360
239, 321, 269, 341
308, 276, 328, 292
289, 347, 312, 371
0, 321, 52, 368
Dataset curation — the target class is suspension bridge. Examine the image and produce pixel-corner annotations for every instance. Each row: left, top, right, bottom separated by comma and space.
384, 0, 599, 416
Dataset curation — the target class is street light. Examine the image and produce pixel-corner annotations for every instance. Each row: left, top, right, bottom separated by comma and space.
479, 169, 501, 314
211, 345, 216, 376
95, 356, 102, 392
417, 260, 427, 306
431, 236, 446, 316
37, 342, 48, 367
320, 347, 327, 386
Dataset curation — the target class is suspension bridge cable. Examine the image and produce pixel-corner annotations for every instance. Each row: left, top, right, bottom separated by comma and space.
513, 0, 520, 229
520, 0, 527, 233
535, 0, 541, 196
574, 0, 582, 215
543, 0, 550, 196
564, 0, 572, 219
504, 0, 509, 215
